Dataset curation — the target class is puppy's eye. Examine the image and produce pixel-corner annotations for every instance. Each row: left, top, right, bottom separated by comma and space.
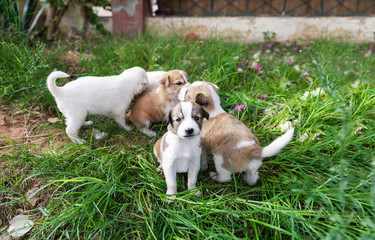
194, 116, 200, 121
176, 118, 181, 122
176, 82, 182, 85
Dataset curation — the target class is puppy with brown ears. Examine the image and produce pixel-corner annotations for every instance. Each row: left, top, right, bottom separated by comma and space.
154, 101, 209, 200
126, 70, 190, 137
179, 81, 294, 186
46, 67, 148, 144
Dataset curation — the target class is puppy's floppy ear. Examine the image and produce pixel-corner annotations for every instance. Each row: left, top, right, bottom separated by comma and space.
159, 75, 170, 87
202, 110, 210, 120
195, 93, 209, 106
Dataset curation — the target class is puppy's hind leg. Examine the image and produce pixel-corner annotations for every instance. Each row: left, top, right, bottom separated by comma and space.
65, 113, 86, 144
244, 160, 262, 186
209, 155, 232, 183
113, 109, 133, 132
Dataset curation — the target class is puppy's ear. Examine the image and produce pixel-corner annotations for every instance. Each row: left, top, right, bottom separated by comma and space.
202, 110, 210, 120
195, 93, 209, 106
160, 75, 170, 87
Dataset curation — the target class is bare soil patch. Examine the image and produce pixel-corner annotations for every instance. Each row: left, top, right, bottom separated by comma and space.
0, 105, 69, 153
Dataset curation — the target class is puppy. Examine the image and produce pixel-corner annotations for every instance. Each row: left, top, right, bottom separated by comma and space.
154, 101, 209, 200
126, 70, 190, 137
179, 81, 294, 186
47, 67, 149, 144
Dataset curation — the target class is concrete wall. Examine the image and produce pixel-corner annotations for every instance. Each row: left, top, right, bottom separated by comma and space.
146, 17, 375, 42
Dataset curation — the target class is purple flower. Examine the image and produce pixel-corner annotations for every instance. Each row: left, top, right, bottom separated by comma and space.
259, 70, 264, 76
300, 71, 309, 77
265, 42, 273, 48
234, 104, 246, 112
145, 64, 150, 70
257, 94, 268, 100
255, 65, 262, 71
237, 62, 247, 69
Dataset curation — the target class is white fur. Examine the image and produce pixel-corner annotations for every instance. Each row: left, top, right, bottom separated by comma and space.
146, 71, 166, 87
161, 131, 202, 200
244, 160, 262, 185
209, 155, 232, 182
207, 85, 225, 117
176, 102, 201, 138
155, 102, 203, 200
234, 140, 256, 150
47, 67, 148, 144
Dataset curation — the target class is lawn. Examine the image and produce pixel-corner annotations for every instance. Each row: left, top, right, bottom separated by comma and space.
1, 32, 375, 239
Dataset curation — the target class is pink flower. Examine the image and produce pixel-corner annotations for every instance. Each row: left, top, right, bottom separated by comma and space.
259, 70, 264, 76
255, 65, 262, 71
354, 126, 364, 135
287, 58, 293, 65
312, 132, 322, 141
300, 71, 309, 77
275, 77, 280, 81
257, 94, 268, 100
234, 104, 246, 112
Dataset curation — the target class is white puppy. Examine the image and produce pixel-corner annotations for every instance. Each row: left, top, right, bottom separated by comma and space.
146, 70, 166, 87
179, 81, 294, 186
47, 67, 149, 144
154, 101, 209, 200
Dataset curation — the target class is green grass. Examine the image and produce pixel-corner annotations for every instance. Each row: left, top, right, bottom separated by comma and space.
1, 32, 375, 239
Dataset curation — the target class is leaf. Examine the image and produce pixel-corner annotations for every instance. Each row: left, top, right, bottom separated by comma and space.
7, 215, 34, 237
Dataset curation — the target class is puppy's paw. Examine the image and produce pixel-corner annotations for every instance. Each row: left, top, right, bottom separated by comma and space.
156, 165, 163, 173
73, 138, 86, 145
146, 131, 157, 138
124, 125, 133, 132
209, 171, 218, 180
82, 121, 93, 127
194, 191, 202, 197
166, 195, 176, 204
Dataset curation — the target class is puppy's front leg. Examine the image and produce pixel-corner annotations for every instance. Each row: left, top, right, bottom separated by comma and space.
187, 158, 201, 197
163, 163, 177, 201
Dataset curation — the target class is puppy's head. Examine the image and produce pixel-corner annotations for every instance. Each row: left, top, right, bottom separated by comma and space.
135, 71, 149, 95
167, 102, 209, 139
178, 81, 219, 114
159, 70, 191, 97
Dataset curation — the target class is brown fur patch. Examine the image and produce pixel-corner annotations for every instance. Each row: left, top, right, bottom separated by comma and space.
126, 70, 190, 130
201, 113, 262, 172
184, 82, 217, 113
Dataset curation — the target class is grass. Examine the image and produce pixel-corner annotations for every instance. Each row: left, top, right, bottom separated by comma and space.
1, 31, 375, 239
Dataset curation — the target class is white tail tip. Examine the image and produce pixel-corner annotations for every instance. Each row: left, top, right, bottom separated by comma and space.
262, 128, 294, 158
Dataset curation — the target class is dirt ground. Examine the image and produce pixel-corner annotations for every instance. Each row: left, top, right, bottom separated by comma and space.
0, 105, 69, 154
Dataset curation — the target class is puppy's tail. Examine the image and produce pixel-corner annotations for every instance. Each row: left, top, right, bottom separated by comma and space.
46, 71, 70, 96
262, 128, 294, 158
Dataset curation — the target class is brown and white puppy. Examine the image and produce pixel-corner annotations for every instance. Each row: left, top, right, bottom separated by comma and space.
126, 70, 190, 137
154, 101, 209, 200
179, 81, 294, 186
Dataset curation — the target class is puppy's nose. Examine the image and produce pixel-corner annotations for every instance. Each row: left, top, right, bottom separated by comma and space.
185, 128, 194, 135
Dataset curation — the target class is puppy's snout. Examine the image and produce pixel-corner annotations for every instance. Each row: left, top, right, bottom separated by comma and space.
185, 128, 194, 135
